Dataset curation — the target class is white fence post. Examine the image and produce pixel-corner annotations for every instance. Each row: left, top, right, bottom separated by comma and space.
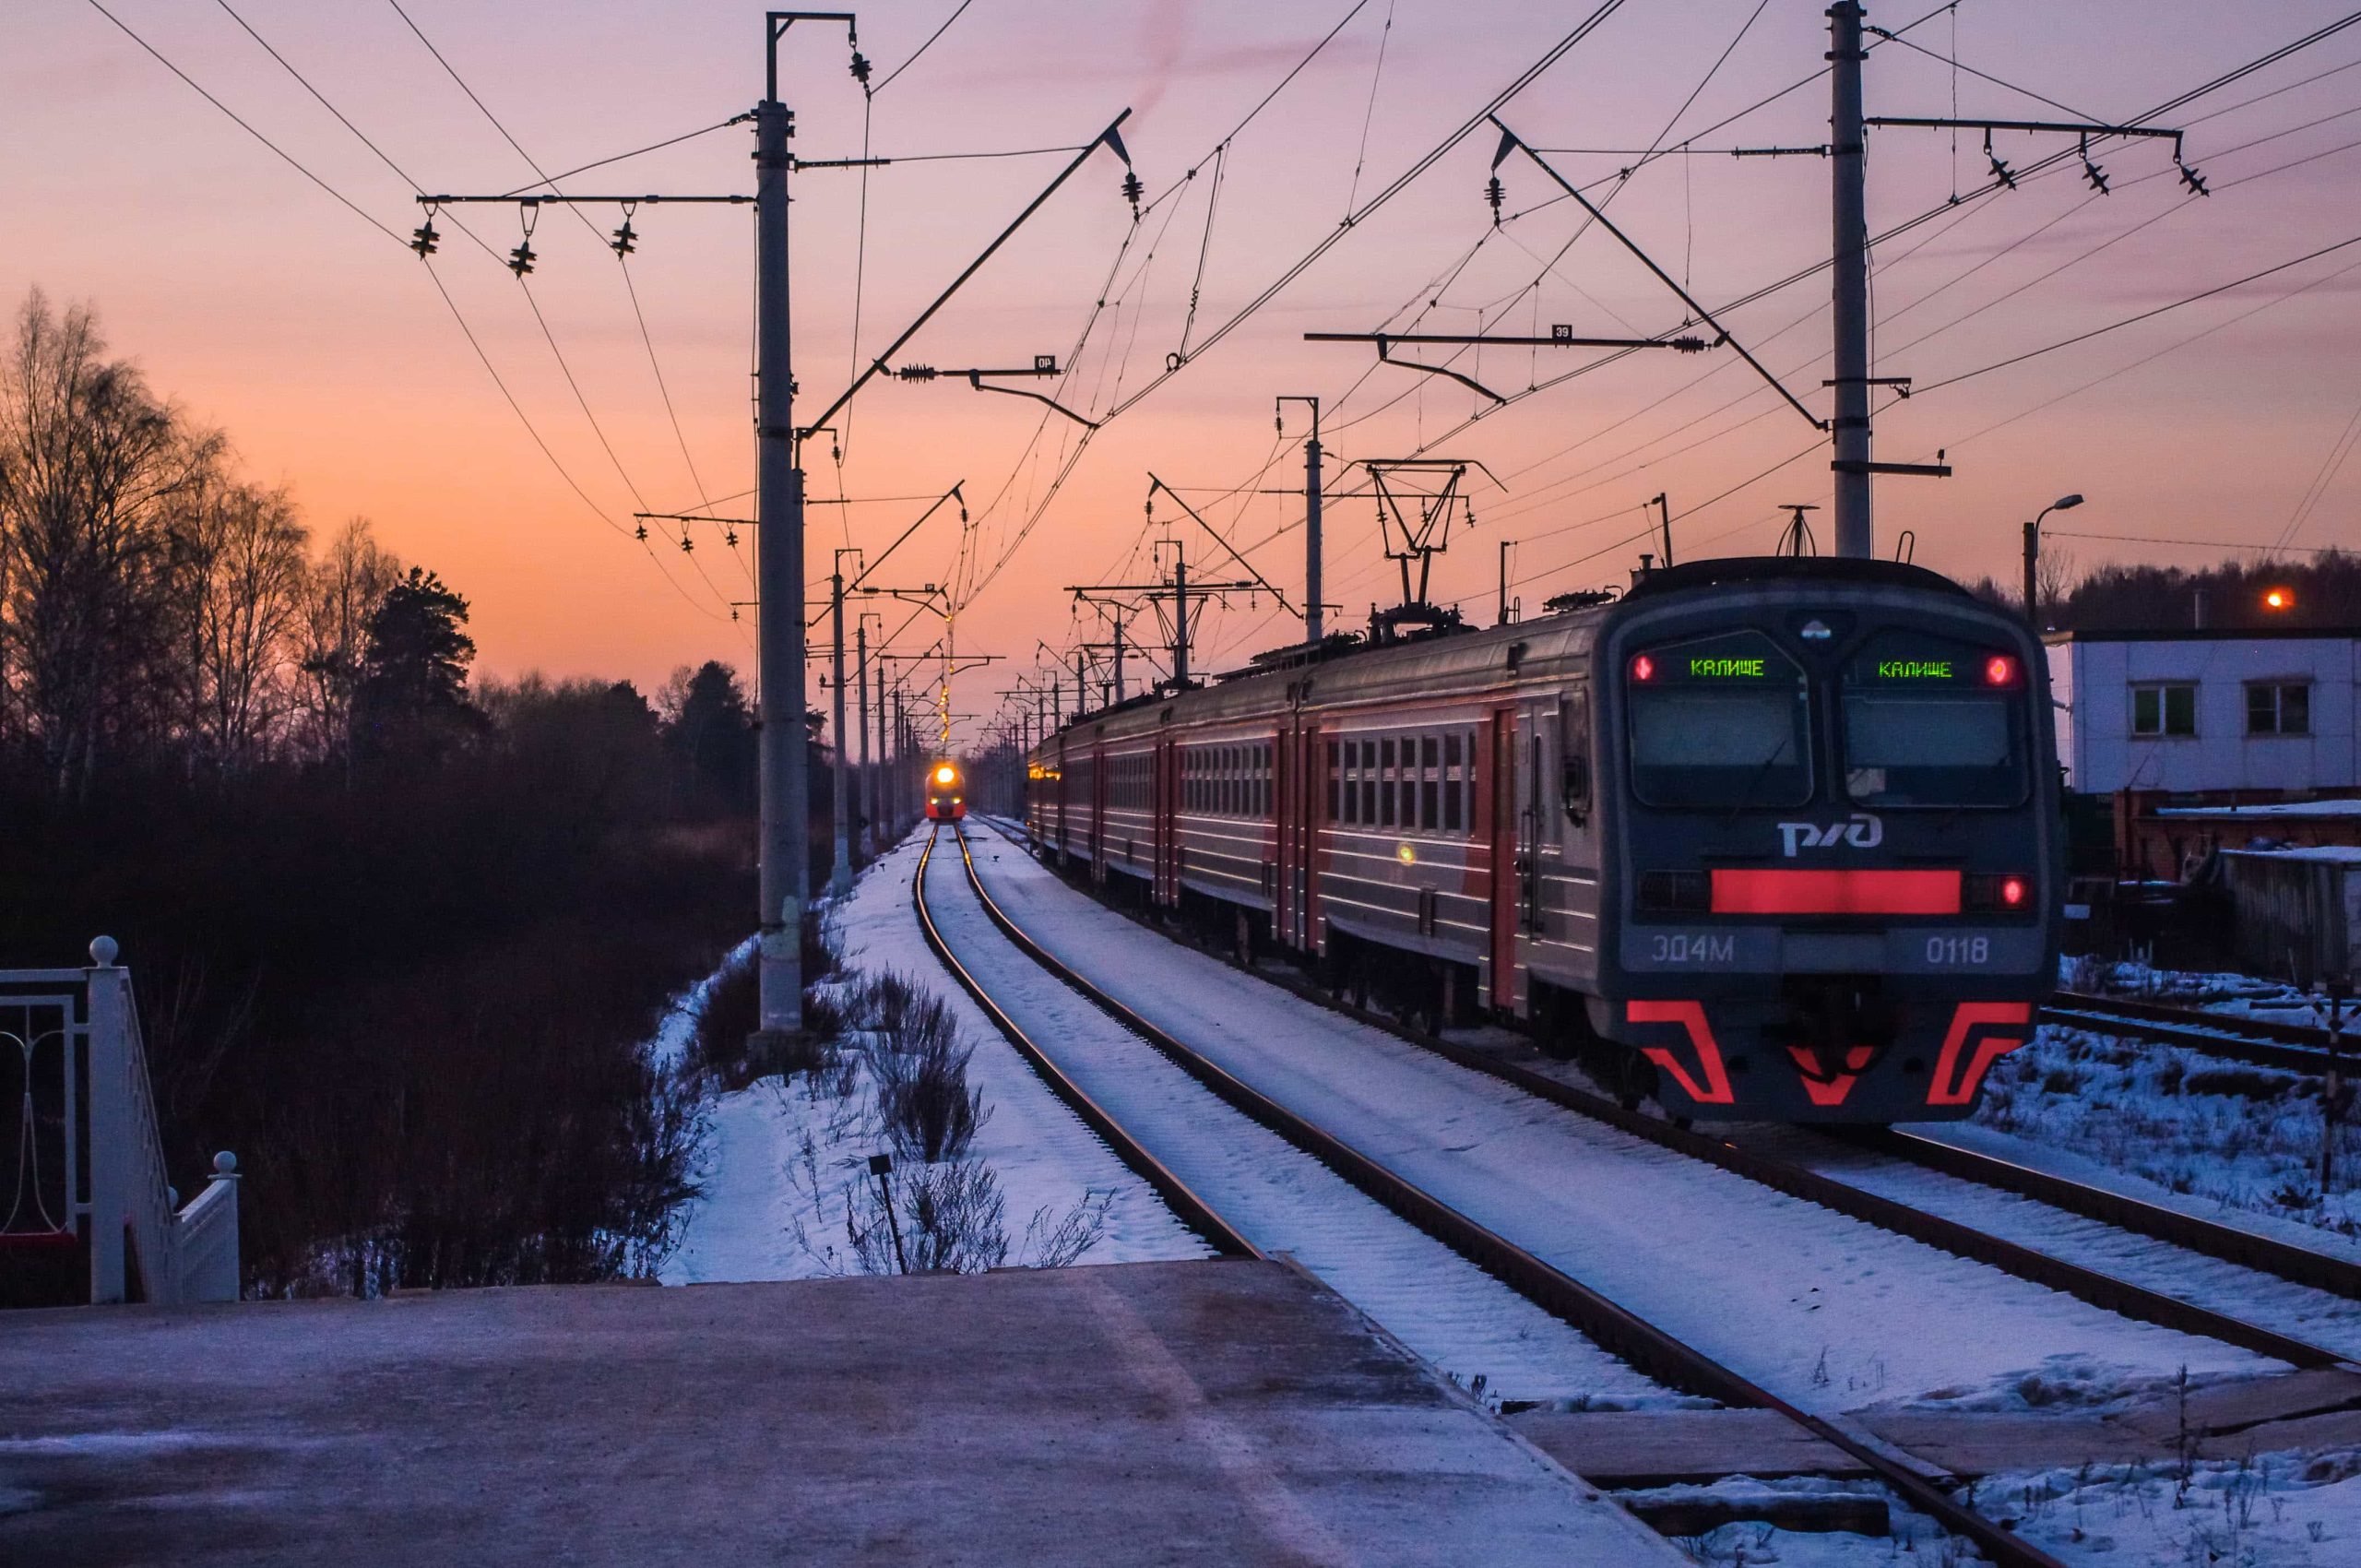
84, 937, 131, 1304
77, 936, 235, 1305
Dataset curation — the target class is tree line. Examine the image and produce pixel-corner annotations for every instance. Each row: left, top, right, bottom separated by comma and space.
0, 290, 803, 1297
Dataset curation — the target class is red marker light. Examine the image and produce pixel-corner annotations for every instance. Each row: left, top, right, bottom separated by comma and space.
1633, 654, 1656, 682
2000, 876, 2027, 908
1984, 655, 2017, 686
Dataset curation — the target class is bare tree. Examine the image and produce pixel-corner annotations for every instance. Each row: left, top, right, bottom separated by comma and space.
293, 516, 400, 770
170, 473, 310, 771
0, 290, 217, 795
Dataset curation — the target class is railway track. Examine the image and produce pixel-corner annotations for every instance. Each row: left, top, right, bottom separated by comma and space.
977, 814, 2361, 1321
922, 822, 2092, 1568
2042, 990, 2352, 1075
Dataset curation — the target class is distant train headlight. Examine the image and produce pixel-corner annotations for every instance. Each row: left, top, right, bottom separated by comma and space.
934, 765, 956, 785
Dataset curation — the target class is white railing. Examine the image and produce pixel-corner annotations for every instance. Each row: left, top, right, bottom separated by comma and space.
5, 938, 242, 1305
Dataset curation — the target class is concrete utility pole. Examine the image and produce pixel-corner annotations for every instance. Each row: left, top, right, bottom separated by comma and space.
752, 11, 857, 1052
1829, 0, 1873, 559
1278, 396, 1323, 645
752, 82, 808, 1043
828, 549, 856, 898
856, 612, 875, 857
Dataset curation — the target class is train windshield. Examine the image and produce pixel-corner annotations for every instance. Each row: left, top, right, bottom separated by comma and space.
1626, 631, 1812, 809
1842, 633, 2029, 807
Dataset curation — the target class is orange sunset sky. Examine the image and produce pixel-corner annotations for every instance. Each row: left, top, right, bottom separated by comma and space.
9, 1, 2360, 749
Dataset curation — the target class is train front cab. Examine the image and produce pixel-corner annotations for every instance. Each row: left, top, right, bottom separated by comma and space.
925, 760, 967, 822
1592, 564, 2060, 1123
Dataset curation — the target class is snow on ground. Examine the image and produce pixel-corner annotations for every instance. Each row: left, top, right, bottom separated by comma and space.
1987, 1448, 2361, 1567
968, 831, 2272, 1416
929, 826, 1674, 1409
661, 831, 1206, 1285
2062, 953, 2337, 1033
1629, 1477, 1991, 1566
1964, 1024, 2361, 1243
1649, 1453, 2361, 1567
1750, 1123, 2361, 1364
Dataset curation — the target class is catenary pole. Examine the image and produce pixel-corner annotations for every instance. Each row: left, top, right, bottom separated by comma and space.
1830, 1, 1873, 558
828, 553, 852, 897
752, 86, 807, 1043
855, 613, 874, 856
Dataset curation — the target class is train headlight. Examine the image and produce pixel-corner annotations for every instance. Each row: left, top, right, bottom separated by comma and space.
934, 765, 956, 785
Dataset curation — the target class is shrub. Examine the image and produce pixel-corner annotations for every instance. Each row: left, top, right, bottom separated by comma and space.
865, 990, 989, 1163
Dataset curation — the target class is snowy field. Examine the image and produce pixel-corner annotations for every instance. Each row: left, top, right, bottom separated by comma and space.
660, 831, 1206, 1285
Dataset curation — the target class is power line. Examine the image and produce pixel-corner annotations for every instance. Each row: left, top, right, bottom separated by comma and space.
874, 0, 979, 95
2051, 530, 2345, 555
85, 0, 730, 625
83, 0, 407, 248
1916, 229, 2361, 392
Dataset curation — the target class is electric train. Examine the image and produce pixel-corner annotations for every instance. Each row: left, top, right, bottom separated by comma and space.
925, 759, 968, 822
1023, 557, 2060, 1123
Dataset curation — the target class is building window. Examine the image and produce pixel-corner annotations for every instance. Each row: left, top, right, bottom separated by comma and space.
2248, 682, 2311, 736
2131, 683, 2197, 738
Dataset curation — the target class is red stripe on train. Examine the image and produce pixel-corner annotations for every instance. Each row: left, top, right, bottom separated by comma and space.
1710, 868, 1961, 916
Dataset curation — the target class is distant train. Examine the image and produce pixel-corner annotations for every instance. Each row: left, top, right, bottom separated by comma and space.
1025, 557, 2060, 1123
925, 759, 968, 822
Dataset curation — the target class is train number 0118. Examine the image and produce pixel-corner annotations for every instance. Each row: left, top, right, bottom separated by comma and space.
1925, 936, 1990, 966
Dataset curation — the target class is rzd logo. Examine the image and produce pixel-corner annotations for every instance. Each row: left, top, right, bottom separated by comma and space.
1777, 813, 1882, 857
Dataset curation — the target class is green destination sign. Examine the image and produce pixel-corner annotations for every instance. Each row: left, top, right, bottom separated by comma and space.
1876, 659, 1953, 680
1690, 656, 1766, 678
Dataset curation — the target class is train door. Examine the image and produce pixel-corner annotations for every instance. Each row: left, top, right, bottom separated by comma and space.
1274, 720, 1311, 950
1302, 722, 1326, 953
1089, 743, 1107, 883
1154, 734, 1179, 906
1486, 707, 1518, 1009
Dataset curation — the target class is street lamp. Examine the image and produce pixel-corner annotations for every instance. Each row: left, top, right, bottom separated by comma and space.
2022, 493, 2084, 629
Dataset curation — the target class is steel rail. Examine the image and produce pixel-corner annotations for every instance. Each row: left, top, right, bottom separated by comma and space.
980, 813, 2350, 1368
1843, 1127, 2361, 1302
909, 826, 1257, 1260
2045, 992, 2341, 1075
977, 812, 2361, 1341
953, 822, 2074, 1568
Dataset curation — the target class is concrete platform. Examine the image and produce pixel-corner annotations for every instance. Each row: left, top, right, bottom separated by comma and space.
0, 1258, 1685, 1567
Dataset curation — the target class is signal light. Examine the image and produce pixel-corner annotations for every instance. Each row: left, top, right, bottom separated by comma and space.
1964, 873, 2035, 913
1632, 654, 1656, 683
1983, 655, 2018, 686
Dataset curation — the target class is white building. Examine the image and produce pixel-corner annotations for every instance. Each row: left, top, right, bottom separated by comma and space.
2045, 627, 2361, 795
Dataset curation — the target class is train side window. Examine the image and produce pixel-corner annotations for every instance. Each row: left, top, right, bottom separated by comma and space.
1326, 741, 1341, 822
1360, 750, 1377, 826
1563, 690, 1593, 825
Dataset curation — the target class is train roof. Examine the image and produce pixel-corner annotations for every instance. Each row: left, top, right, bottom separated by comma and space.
1620, 554, 1972, 602
1034, 555, 1989, 753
